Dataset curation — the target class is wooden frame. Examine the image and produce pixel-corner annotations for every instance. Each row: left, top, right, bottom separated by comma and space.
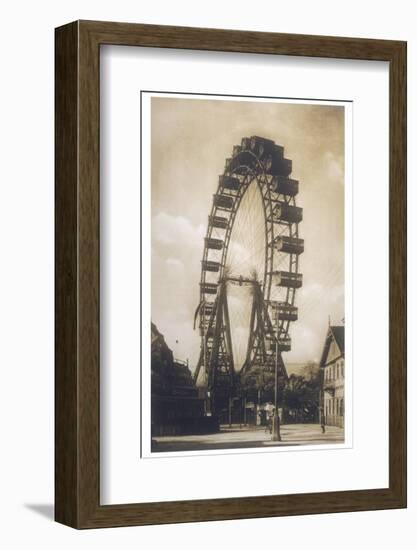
55, 20, 407, 529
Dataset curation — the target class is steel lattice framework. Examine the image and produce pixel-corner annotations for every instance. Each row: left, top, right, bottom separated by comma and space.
194, 136, 303, 414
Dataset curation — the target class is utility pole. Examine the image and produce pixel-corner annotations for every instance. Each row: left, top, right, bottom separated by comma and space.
272, 305, 282, 441
257, 387, 261, 426
202, 301, 211, 416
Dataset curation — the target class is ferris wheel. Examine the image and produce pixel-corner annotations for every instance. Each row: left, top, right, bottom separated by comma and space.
194, 136, 303, 413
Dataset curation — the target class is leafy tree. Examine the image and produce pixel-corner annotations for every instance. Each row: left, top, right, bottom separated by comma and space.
282, 369, 320, 422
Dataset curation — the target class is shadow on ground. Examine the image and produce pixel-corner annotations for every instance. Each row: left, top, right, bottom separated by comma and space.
24, 504, 54, 521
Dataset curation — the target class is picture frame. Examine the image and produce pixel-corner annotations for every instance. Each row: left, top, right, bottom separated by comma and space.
55, 20, 406, 528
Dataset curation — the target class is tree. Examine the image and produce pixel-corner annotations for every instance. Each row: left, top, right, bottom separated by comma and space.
283, 370, 320, 422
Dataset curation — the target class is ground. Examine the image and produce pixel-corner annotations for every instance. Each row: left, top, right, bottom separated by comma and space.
152, 423, 344, 452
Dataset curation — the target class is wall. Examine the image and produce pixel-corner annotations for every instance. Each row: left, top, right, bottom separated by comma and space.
0, 0, 415, 548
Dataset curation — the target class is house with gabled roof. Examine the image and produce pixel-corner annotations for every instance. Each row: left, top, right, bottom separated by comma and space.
319, 325, 345, 428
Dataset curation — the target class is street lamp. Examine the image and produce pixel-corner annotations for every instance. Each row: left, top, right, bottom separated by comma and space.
272, 305, 282, 441
202, 301, 211, 416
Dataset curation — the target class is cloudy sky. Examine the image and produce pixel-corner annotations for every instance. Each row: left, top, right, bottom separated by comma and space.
150, 95, 345, 370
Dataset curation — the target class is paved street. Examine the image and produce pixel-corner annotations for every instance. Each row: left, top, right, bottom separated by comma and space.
152, 423, 344, 452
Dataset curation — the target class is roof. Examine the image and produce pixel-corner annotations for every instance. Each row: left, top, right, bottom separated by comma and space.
331, 326, 345, 355
319, 325, 345, 367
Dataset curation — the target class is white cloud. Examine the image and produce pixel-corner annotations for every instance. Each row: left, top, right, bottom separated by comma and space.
298, 282, 324, 299
323, 151, 344, 184
152, 212, 205, 247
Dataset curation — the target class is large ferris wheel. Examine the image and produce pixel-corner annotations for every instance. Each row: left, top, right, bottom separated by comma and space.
194, 136, 303, 414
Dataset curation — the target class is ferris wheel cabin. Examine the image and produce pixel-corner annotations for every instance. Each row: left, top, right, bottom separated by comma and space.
273, 202, 303, 224
270, 301, 299, 322
275, 235, 304, 255
213, 193, 234, 210
209, 215, 229, 229
274, 270, 303, 289
265, 333, 292, 353
271, 176, 299, 197
219, 175, 240, 191
201, 260, 221, 272
205, 237, 223, 250
200, 282, 218, 295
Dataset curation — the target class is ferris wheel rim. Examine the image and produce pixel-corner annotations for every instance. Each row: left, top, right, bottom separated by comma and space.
195, 136, 303, 387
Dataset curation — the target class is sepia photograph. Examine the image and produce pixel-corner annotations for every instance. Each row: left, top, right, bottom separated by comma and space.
147, 93, 348, 454
51, 14, 405, 532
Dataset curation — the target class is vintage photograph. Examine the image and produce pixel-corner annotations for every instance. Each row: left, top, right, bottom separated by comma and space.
148, 94, 346, 454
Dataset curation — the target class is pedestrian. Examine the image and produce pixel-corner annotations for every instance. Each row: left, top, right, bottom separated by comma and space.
320, 406, 326, 434
265, 403, 274, 434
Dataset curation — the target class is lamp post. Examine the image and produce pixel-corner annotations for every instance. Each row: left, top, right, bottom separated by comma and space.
272, 305, 282, 441
202, 301, 211, 416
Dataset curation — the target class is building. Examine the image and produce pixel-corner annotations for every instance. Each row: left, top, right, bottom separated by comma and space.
319, 325, 345, 428
151, 322, 218, 437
